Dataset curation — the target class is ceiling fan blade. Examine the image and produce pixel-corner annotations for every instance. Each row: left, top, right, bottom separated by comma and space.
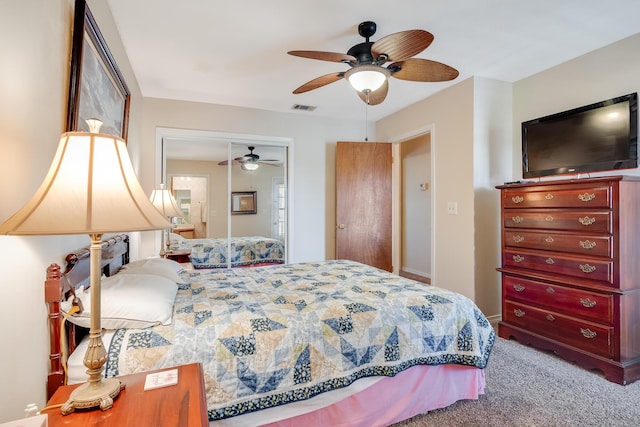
217, 159, 240, 166
390, 58, 459, 82
371, 30, 434, 62
293, 72, 344, 94
257, 161, 281, 167
288, 50, 356, 63
357, 80, 388, 105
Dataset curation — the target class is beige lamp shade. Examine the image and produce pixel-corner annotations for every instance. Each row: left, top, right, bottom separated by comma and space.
0, 131, 170, 235
149, 184, 182, 219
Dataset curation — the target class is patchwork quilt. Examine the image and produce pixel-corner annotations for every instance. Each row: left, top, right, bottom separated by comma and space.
171, 236, 285, 268
104, 260, 495, 421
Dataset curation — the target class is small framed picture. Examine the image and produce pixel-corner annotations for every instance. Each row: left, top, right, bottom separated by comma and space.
231, 191, 257, 215
66, 0, 130, 140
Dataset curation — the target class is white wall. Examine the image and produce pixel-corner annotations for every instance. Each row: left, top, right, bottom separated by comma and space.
472, 78, 513, 319
400, 134, 431, 277
0, 0, 147, 421
513, 33, 640, 181
378, 79, 477, 300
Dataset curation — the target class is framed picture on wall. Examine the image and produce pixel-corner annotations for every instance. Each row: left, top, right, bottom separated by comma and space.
231, 191, 257, 215
66, 0, 130, 140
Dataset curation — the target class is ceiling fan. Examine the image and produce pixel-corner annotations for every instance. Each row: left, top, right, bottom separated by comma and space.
288, 21, 459, 105
217, 146, 280, 170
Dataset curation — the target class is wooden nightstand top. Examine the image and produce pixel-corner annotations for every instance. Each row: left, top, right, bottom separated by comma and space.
45, 363, 208, 426
165, 249, 191, 264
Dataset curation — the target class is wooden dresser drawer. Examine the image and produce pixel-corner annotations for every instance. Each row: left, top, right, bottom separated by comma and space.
503, 301, 615, 358
502, 274, 614, 323
503, 249, 613, 284
503, 186, 611, 209
498, 176, 640, 384
504, 230, 612, 257
504, 210, 612, 233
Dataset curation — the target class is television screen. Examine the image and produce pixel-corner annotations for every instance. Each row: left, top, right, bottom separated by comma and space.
522, 93, 638, 178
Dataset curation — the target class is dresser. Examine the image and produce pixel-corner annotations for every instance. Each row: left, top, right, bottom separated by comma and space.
496, 176, 640, 385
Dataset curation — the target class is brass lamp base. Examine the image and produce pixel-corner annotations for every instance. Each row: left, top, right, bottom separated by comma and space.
60, 378, 125, 415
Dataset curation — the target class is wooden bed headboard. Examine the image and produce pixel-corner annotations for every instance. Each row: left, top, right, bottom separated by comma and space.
44, 234, 130, 398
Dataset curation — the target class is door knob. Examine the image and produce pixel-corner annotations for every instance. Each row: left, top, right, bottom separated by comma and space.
337, 224, 345, 229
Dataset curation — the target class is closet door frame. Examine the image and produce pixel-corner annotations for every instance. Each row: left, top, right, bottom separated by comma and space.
155, 127, 293, 264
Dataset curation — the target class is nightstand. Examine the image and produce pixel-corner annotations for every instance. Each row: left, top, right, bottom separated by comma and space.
45, 363, 208, 426
165, 249, 191, 263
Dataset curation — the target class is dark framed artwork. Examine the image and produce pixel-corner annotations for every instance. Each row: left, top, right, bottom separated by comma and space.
231, 191, 257, 215
67, 0, 130, 140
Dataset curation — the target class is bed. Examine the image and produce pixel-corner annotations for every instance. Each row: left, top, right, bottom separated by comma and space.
169, 233, 285, 268
46, 234, 495, 426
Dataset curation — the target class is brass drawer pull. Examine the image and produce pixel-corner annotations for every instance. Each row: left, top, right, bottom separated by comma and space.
579, 240, 596, 249
545, 193, 554, 200
513, 255, 525, 263
578, 216, 596, 226
578, 193, 596, 202
512, 216, 524, 224
546, 314, 555, 321
579, 264, 597, 274
545, 236, 554, 243
546, 287, 555, 294
545, 215, 554, 222
580, 328, 597, 339
513, 284, 525, 292
511, 196, 524, 203
546, 258, 555, 265
514, 309, 525, 318
513, 235, 524, 243
580, 298, 596, 308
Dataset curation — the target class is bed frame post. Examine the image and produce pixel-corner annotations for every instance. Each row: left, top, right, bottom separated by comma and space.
45, 263, 64, 399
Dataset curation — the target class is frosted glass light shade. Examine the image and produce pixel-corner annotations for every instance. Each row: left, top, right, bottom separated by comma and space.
346, 65, 390, 93
0, 131, 170, 235
241, 162, 259, 171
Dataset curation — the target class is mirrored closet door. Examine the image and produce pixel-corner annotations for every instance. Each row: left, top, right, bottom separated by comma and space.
163, 136, 288, 268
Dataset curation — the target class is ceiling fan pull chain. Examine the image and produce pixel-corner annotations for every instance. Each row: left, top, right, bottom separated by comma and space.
364, 99, 369, 142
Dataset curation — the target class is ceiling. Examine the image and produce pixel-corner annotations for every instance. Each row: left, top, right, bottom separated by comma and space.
106, 0, 640, 124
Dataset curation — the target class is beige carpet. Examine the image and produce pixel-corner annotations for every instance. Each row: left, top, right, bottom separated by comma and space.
392, 336, 640, 427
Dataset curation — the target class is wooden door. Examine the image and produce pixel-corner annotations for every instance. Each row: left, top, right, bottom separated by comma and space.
336, 141, 392, 271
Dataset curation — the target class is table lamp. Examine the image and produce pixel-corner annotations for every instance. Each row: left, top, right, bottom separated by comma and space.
149, 183, 182, 256
0, 119, 170, 414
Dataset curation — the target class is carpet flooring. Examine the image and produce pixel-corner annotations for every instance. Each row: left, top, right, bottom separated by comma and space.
393, 335, 640, 426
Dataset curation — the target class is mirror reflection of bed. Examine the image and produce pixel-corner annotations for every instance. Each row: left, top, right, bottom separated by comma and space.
165, 140, 287, 269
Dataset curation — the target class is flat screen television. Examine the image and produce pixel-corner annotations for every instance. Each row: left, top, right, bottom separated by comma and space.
522, 92, 638, 179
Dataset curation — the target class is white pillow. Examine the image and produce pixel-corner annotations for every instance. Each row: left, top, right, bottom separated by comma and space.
119, 257, 188, 284
62, 273, 178, 330
169, 232, 185, 244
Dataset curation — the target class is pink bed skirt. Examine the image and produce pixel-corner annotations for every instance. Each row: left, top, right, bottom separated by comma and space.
263, 364, 485, 427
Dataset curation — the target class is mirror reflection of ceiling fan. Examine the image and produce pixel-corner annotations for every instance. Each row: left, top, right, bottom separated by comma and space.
217, 146, 280, 171
288, 21, 459, 105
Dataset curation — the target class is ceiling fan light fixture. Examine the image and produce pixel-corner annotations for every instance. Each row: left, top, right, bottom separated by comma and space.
345, 65, 389, 93
241, 161, 259, 171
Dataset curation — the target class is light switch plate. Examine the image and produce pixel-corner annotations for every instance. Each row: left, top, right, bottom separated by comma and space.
447, 202, 458, 215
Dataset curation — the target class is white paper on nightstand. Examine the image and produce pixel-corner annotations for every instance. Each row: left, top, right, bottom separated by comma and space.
144, 368, 179, 390
0, 414, 48, 427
